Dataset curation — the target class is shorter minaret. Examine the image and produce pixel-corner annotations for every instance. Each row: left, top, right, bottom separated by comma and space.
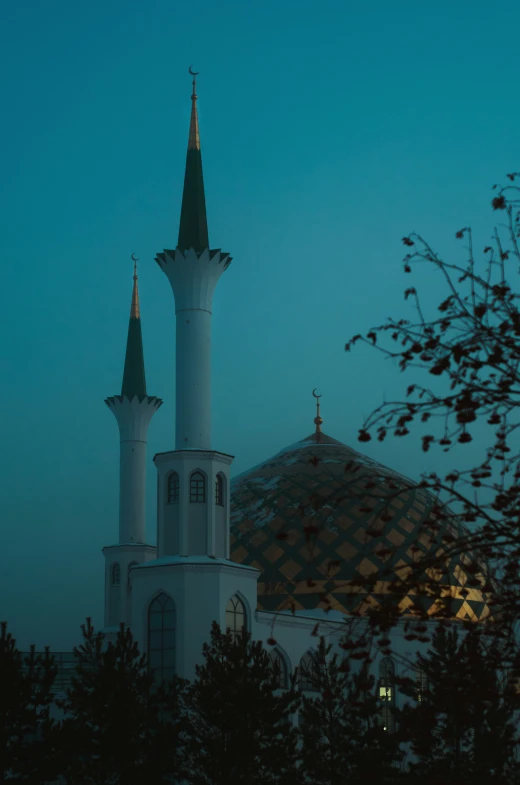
102, 259, 162, 636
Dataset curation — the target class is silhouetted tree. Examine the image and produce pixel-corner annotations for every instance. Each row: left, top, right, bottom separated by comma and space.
0, 621, 60, 784
182, 621, 303, 785
297, 636, 404, 784
338, 174, 520, 658
56, 618, 188, 784
397, 622, 520, 785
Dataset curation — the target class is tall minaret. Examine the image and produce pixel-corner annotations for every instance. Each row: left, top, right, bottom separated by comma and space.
129, 71, 259, 682
152, 68, 234, 559
156, 68, 231, 451
101, 261, 162, 635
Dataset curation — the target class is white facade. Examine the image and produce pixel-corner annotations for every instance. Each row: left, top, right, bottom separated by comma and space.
131, 556, 259, 682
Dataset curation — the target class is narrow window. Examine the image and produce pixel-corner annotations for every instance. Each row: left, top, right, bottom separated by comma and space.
379, 656, 396, 732
269, 649, 288, 689
190, 471, 205, 503
215, 474, 224, 506
415, 666, 429, 702
148, 593, 176, 685
298, 651, 319, 692
111, 563, 120, 586
167, 472, 180, 504
225, 594, 246, 643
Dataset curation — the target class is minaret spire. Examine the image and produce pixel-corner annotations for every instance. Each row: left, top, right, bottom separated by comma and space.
188, 70, 200, 151
178, 66, 209, 252
130, 257, 140, 318
122, 256, 146, 399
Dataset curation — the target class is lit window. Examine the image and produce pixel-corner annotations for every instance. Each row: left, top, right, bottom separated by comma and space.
415, 666, 429, 702
215, 474, 224, 506
111, 563, 120, 586
298, 651, 319, 692
269, 649, 288, 689
379, 657, 396, 732
167, 472, 180, 504
225, 594, 246, 643
190, 471, 205, 503
148, 593, 176, 685
508, 668, 520, 695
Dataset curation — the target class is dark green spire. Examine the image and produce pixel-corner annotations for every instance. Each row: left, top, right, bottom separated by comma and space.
177, 71, 209, 252
121, 262, 146, 399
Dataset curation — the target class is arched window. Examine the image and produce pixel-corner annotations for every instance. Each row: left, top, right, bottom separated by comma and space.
379, 657, 396, 732
111, 563, 120, 586
298, 651, 319, 692
167, 472, 180, 504
215, 474, 224, 506
190, 471, 205, 503
269, 649, 288, 689
148, 593, 176, 685
225, 594, 246, 643
127, 561, 139, 588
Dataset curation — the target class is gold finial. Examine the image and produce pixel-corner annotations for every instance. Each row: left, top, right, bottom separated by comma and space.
187, 65, 200, 151
130, 253, 140, 319
312, 388, 323, 443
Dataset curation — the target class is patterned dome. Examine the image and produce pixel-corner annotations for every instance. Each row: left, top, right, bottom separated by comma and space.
229, 433, 494, 622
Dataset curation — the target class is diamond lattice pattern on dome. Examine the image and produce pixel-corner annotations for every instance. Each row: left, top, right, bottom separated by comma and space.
229, 433, 494, 622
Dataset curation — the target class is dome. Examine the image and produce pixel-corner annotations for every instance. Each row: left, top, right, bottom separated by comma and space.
229, 432, 494, 622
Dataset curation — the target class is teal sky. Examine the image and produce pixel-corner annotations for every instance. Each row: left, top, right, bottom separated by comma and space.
1, 0, 518, 650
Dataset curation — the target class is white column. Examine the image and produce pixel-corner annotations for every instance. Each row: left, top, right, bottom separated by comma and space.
119, 439, 146, 543
105, 395, 162, 545
155, 247, 231, 452
175, 309, 212, 450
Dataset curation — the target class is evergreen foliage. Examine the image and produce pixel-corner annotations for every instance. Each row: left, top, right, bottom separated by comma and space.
0, 621, 60, 784
343, 175, 520, 645
5, 614, 520, 782
297, 635, 404, 784
56, 618, 188, 785
182, 621, 303, 785
397, 622, 520, 784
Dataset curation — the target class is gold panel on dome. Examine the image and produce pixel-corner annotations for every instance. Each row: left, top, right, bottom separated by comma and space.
386, 529, 406, 547
279, 559, 302, 581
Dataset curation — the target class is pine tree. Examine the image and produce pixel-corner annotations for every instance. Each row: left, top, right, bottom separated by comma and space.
56, 617, 188, 784
397, 622, 520, 785
182, 621, 303, 785
0, 621, 61, 784
297, 635, 404, 785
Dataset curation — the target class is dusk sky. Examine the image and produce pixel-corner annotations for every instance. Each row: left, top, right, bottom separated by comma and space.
1, 0, 519, 651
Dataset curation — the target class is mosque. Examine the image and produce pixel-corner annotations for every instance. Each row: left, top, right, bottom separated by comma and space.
43, 72, 495, 730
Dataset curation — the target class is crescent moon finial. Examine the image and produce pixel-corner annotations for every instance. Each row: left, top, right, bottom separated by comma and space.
188, 65, 199, 76
312, 389, 323, 443
131, 253, 138, 280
